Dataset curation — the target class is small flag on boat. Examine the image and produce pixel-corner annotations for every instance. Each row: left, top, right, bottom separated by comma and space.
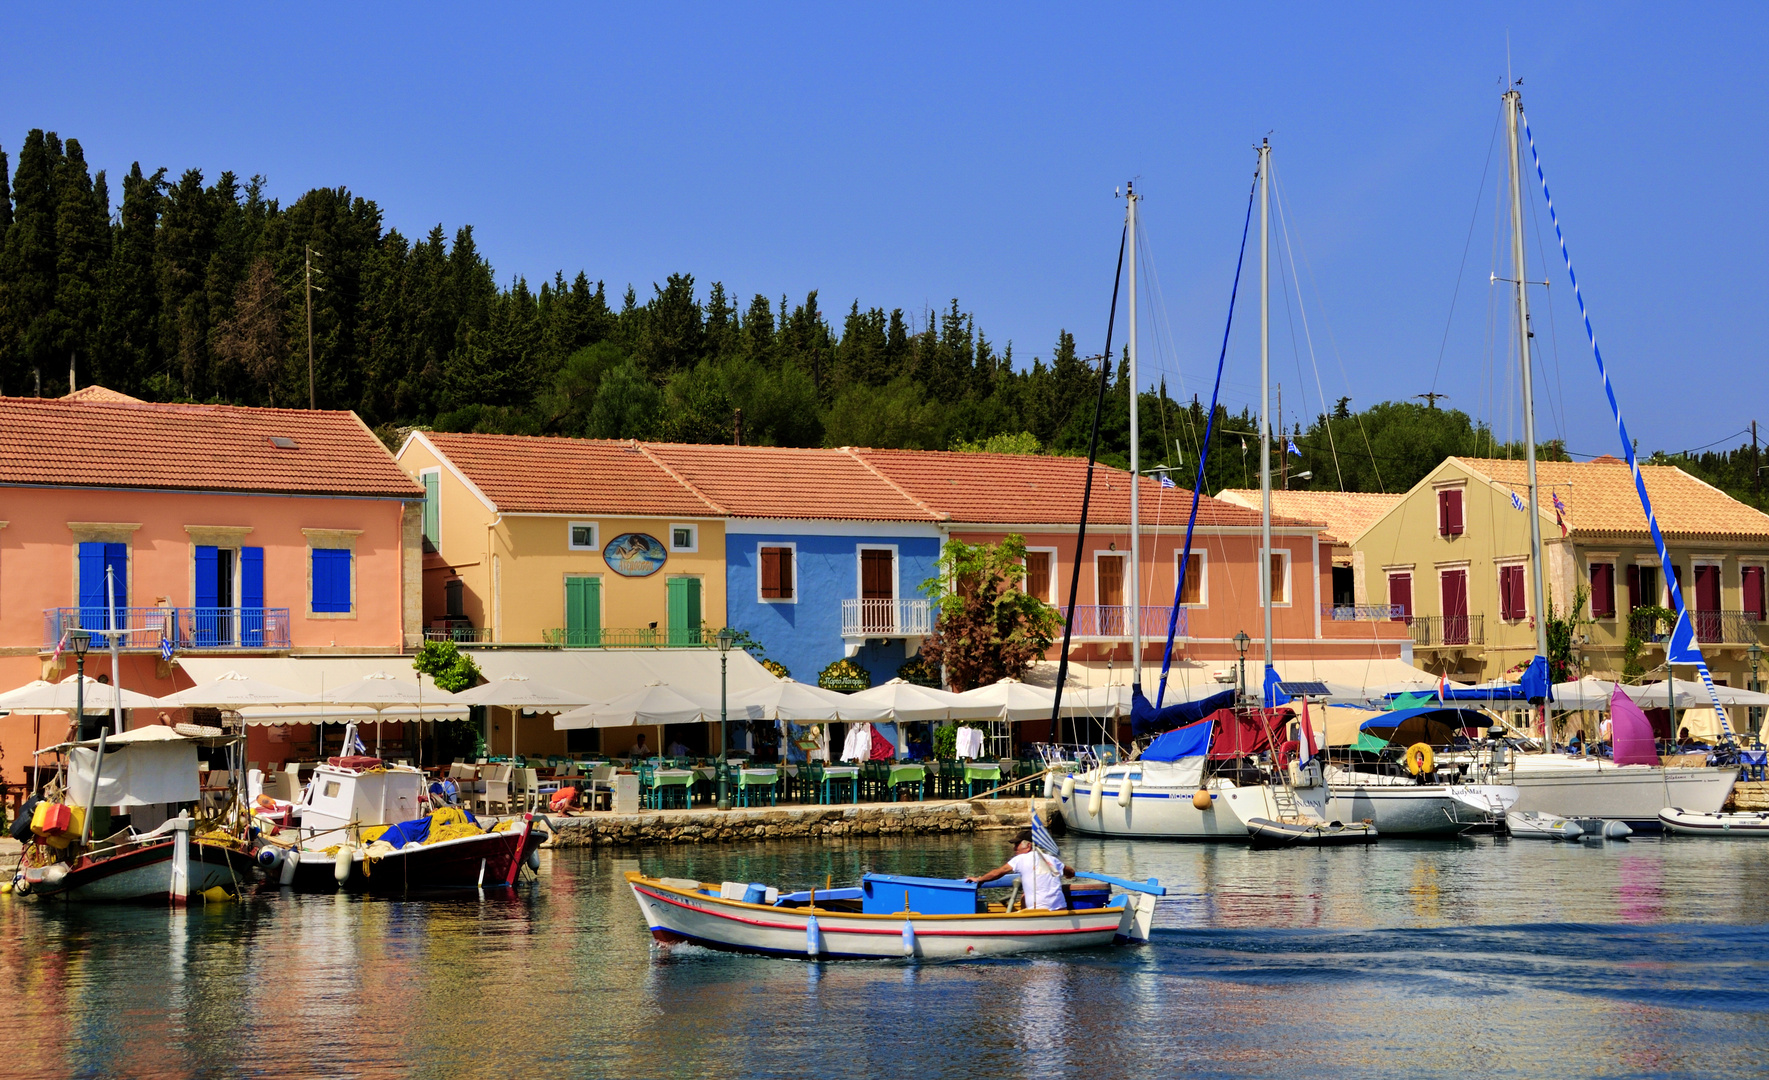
1286, 438, 1302, 456
343, 723, 368, 757
1551, 492, 1568, 537
1437, 674, 1450, 704
1510, 490, 1526, 512
1029, 809, 1060, 858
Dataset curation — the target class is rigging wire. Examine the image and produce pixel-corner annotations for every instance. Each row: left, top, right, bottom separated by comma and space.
1431, 104, 1505, 396
1271, 164, 1346, 490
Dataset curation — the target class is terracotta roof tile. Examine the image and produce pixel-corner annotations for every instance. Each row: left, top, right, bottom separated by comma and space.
641, 444, 938, 521
418, 433, 717, 516
62, 386, 145, 404
850, 449, 1305, 530
1459, 457, 1769, 541
1216, 489, 1401, 544
0, 394, 419, 498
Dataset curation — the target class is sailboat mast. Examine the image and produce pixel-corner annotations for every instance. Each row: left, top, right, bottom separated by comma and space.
1127, 183, 1142, 688
1259, 140, 1274, 691
1505, 89, 1552, 677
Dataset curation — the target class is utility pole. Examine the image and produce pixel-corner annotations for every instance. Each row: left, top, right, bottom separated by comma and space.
1415, 391, 1451, 409
305, 246, 326, 409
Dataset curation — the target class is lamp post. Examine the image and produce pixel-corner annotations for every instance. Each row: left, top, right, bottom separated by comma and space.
1234, 630, 1251, 705
716, 627, 734, 811
70, 628, 91, 739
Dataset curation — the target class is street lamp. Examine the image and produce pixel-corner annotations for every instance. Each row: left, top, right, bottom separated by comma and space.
1234, 630, 1251, 704
70, 628, 91, 738
716, 627, 735, 811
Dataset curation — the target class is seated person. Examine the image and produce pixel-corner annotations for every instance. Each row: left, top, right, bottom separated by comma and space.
630, 733, 651, 760
666, 738, 691, 759
965, 830, 1075, 910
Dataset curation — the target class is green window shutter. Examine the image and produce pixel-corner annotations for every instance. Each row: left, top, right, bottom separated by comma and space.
422, 473, 439, 549
685, 577, 702, 645
667, 578, 688, 646
565, 577, 600, 647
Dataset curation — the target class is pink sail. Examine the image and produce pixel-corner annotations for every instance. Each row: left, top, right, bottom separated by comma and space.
1610, 686, 1661, 767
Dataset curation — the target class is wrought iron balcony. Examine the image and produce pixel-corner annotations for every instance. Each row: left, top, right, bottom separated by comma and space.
424, 623, 496, 644
1321, 604, 1405, 621
840, 599, 934, 638
43, 607, 292, 652
542, 626, 709, 648
1063, 604, 1187, 641
1630, 609, 1764, 645
1408, 614, 1483, 648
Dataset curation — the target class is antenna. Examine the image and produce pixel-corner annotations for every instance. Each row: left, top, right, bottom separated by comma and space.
1415, 391, 1451, 409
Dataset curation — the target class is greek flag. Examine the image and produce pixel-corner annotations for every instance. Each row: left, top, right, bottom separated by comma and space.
159, 636, 175, 662
342, 722, 368, 757
1158, 472, 1176, 489
1286, 438, 1302, 456
1510, 490, 1526, 512
1029, 809, 1060, 858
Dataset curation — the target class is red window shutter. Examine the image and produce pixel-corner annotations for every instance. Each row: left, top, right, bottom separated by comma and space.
1591, 563, 1615, 618
1447, 490, 1463, 535
760, 548, 782, 599
1626, 564, 1641, 611
1745, 566, 1765, 621
1389, 573, 1412, 618
777, 547, 794, 599
1438, 490, 1464, 536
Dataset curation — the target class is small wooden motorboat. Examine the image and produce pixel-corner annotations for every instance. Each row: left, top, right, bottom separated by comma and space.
627, 869, 1163, 960
14, 824, 256, 902
1244, 817, 1377, 849
1505, 810, 1583, 841
1658, 807, 1769, 837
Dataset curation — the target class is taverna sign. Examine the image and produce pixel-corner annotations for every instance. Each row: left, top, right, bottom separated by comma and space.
603, 533, 667, 577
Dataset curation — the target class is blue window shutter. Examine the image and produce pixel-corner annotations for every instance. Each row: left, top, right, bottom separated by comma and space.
194, 547, 219, 608
78, 543, 106, 609
104, 543, 127, 610
312, 548, 352, 613
241, 548, 266, 646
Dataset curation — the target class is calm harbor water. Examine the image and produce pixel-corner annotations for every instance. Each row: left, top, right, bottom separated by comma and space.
4, 833, 1768, 1080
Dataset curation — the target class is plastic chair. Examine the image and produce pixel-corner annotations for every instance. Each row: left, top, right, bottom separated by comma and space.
474, 764, 513, 816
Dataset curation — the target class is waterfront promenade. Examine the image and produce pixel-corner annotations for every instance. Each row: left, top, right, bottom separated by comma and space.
539, 796, 1055, 847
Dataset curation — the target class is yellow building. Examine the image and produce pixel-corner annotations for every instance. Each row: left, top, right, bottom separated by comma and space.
395, 432, 727, 646
1352, 456, 1769, 694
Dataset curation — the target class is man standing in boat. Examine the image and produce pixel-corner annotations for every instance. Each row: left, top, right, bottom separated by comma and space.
966, 830, 1074, 910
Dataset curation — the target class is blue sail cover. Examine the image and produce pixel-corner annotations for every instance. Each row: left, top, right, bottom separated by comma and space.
1141, 717, 1213, 762
1130, 686, 1237, 738
1263, 665, 1289, 708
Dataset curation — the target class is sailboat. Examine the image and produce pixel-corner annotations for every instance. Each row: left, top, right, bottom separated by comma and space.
1472, 83, 1736, 828
1057, 155, 1345, 842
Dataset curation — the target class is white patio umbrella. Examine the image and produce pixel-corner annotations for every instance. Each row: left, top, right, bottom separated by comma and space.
953, 677, 1060, 722
158, 669, 318, 709
844, 678, 1000, 723
321, 671, 461, 756
0, 674, 162, 714
450, 673, 599, 759
554, 683, 763, 730
730, 679, 891, 722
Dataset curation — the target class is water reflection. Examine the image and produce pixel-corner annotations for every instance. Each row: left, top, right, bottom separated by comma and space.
2, 834, 1767, 1079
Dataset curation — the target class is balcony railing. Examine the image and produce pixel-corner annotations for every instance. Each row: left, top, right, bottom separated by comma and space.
542, 627, 708, 648
1063, 604, 1187, 640
1322, 604, 1405, 621
44, 607, 292, 652
424, 625, 496, 644
1409, 613, 1484, 648
1630, 609, 1764, 645
840, 599, 934, 638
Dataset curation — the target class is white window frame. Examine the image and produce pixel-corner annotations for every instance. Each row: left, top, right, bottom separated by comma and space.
1259, 547, 1293, 607
757, 541, 798, 605
855, 544, 899, 602
1174, 547, 1209, 607
668, 523, 699, 553
1022, 546, 1060, 605
1432, 479, 1468, 538
567, 521, 599, 552
1692, 556, 1725, 611
1494, 555, 1532, 623
1093, 550, 1128, 608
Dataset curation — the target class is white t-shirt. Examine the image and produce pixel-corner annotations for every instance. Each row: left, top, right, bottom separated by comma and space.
1007, 850, 1066, 911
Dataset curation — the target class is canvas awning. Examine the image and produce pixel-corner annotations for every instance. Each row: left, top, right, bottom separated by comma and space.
176, 657, 468, 725
63, 726, 201, 806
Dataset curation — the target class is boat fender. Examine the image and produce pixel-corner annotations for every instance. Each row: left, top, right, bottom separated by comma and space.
902, 920, 917, 957
42, 863, 68, 886
1043, 772, 1056, 799
279, 850, 300, 886
201, 886, 233, 904
1603, 820, 1633, 840
1405, 743, 1435, 776
527, 848, 543, 872
256, 846, 285, 871
334, 844, 353, 884
1060, 776, 1076, 803
805, 914, 822, 958
1116, 775, 1133, 808
1192, 789, 1213, 811
1087, 777, 1104, 818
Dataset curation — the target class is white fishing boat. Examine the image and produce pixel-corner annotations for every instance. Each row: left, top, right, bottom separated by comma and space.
627, 869, 1162, 960
1657, 808, 1769, 837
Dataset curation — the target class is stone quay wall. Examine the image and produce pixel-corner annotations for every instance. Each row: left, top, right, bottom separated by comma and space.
542, 798, 1061, 848
1728, 781, 1769, 811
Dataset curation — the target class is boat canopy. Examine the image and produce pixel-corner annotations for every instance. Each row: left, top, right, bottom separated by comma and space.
1141, 718, 1212, 762
1204, 707, 1290, 760
1359, 708, 1488, 748
1129, 686, 1236, 737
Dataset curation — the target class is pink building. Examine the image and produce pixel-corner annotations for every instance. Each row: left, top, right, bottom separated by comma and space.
0, 389, 423, 785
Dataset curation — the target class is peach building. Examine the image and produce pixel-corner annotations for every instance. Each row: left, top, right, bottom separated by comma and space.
0, 389, 423, 786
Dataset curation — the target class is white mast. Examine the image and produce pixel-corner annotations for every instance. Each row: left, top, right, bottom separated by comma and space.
1505, 87, 1552, 741
1259, 140, 1273, 697
1127, 182, 1142, 687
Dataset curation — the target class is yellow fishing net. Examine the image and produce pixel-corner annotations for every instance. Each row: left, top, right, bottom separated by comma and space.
424, 806, 485, 844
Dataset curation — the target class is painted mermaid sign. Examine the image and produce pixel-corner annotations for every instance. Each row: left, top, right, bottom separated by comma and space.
603, 532, 667, 577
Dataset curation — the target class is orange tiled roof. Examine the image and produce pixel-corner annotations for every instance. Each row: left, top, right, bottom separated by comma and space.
63, 386, 145, 404
640, 443, 938, 521
0, 394, 420, 498
849, 448, 1296, 530
1459, 457, 1769, 541
418, 432, 719, 516
1216, 489, 1401, 544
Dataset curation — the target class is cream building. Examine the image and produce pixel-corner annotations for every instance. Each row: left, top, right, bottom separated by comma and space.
1352, 456, 1769, 695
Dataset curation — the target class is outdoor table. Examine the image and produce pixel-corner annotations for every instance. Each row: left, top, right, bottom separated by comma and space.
645, 769, 695, 809
887, 763, 926, 801
963, 762, 1002, 797
735, 767, 779, 806
822, 765, 860, 804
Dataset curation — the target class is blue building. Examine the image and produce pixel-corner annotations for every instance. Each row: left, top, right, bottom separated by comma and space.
640, 445, 946, 686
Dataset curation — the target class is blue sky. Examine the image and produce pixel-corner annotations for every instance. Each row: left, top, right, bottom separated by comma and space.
5, 3, 1762, 457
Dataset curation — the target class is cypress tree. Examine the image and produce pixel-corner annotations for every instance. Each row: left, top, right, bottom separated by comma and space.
101, 163, 163, 395
2, 130, 63, 395
53, 139, 107, 392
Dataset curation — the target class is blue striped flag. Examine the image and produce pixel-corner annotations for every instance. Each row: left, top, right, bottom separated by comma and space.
1510, 490, 1526, 512
159, 636, 175, 662
1286, 438, 1302, 457
1158, 472, 1176, 489
1030, 809, 1060, 858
